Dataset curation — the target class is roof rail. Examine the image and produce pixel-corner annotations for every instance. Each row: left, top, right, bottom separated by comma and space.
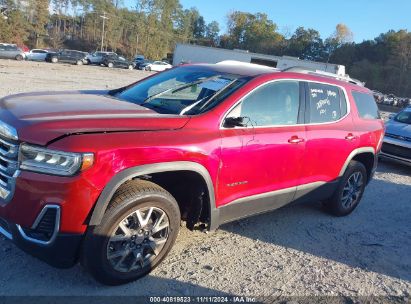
216, 60, 279, 70
282, 66, 365, 87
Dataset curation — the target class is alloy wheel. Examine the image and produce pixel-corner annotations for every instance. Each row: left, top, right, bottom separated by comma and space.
106, 206, 170, 273
341, 171, 364, 209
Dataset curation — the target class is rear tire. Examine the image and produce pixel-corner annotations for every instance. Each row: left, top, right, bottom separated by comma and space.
107, 62, 114, 68
76, 60, 83, 65
128, 65, 133, 70
324, 160, 367, 216
51, 57, 58, 63
15, 54, 23, 61
81, 180, 180, 285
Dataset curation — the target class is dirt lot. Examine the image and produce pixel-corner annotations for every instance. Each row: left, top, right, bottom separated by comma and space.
0, 60, 410, 299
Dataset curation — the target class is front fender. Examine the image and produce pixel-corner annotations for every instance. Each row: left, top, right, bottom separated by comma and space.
88, 161, 220, 231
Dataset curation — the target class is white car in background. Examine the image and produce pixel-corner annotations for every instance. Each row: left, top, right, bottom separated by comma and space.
144, 61, 172, 72
25, 49, 48, 61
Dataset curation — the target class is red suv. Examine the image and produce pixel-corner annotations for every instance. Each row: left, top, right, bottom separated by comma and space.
0, 62, 384, 285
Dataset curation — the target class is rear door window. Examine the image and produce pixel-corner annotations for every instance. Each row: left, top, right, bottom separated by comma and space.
307, 83, 347, 123
352, 91, 381, 119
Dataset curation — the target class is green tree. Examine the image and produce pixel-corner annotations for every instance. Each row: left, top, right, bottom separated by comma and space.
205, 20, 219, 46
30, 0, 50, 47
224, 11, 283, 53
287, 27, 325, 61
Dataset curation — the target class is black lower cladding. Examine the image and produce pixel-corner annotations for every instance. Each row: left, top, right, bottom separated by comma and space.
382, 143, 411, 160
219, 179, 341, 225
7, 223, 83, 268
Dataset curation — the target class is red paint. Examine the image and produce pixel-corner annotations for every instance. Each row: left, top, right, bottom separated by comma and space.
0, 66, 384, 234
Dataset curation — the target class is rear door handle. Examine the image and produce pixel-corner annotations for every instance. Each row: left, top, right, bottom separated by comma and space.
288, 136, 305, 144
345, 133, 358, 141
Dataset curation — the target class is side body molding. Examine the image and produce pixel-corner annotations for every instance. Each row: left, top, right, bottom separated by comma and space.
88, 161, 220, 231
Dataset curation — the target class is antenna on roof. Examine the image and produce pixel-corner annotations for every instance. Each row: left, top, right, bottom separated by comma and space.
282, 66, 365, 87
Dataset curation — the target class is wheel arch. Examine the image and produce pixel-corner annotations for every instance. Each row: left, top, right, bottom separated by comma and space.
339, 147, 376, 183
88, 161, 219, 231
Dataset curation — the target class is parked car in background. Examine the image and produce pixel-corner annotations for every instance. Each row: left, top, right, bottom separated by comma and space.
136, 59, 153, 70
86, 51, 116, 65
0, 43, 25, 60
102, 53, 134, 69
372, 90, 384, 104
46, 49, 88, 65
397, 97, 411, 108
383, 94, 397, 106
25, 49, 49, 61
381, 106, 411, 165
143, 60, 172, 72
132, 55, 145, 68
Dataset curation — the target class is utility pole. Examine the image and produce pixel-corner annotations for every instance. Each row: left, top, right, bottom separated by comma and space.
100, 12, 109, 52
135, 32, 139, 55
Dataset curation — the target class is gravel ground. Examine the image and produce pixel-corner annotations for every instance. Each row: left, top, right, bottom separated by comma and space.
0, 60, 410, 299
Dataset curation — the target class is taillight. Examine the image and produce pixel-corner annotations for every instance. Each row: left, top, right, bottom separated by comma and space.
376, 130, 385, 152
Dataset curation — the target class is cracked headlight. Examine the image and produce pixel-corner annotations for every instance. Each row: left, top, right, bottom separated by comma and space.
19, 144, 94, 176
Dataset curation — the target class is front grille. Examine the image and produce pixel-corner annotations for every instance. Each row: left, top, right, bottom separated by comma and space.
381, 143, 411, 160
0, 136, 19, 203
385, 133, 411, 142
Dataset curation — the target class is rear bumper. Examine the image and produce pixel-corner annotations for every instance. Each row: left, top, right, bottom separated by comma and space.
0, 217, 83, 268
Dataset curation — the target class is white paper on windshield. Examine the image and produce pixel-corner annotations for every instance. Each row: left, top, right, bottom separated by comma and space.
199, 78, 232, 91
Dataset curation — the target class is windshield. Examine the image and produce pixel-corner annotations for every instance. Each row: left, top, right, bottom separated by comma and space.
394, 108, 411, 124
115, 66, 249, 115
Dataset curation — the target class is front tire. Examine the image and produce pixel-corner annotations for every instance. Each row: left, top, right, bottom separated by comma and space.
76, 60, 83, 65
15, 54, 23, 61
128, 65, 133, 70
107, 62, 114, 68
51, 57, 58, 63
81, 180, 180, 285
324, 160, 367, 216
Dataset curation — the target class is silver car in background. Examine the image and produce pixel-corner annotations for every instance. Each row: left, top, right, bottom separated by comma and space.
381, 106, 411, 165
25, 49, 49, 61
86, 51, 116, 65
0, 43, 25, 60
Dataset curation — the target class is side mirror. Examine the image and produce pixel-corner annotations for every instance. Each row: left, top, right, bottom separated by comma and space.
223, 117, 247, 128
388, 114, 396, 120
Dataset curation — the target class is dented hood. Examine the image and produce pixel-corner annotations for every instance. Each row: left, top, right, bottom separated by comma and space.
0, 91, 190, 145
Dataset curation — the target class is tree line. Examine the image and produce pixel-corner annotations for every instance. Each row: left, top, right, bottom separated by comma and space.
1, 0, 410, 97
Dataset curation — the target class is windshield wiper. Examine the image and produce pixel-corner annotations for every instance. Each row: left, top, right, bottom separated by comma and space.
179, 78, 238, 115
141, 75, 222, 105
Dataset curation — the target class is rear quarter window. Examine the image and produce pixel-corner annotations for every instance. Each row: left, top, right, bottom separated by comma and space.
307, 83, 347, 123
352, 91, 380, 119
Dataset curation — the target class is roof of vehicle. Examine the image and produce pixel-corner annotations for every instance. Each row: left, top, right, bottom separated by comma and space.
62, 49, 88, 54
185, 61, 368, 90
184, 61, 278, 77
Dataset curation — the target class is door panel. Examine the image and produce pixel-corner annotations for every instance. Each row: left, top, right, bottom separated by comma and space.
301, 82, 358, 184
218, 80, 306, 208
219, 125, 305, 207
